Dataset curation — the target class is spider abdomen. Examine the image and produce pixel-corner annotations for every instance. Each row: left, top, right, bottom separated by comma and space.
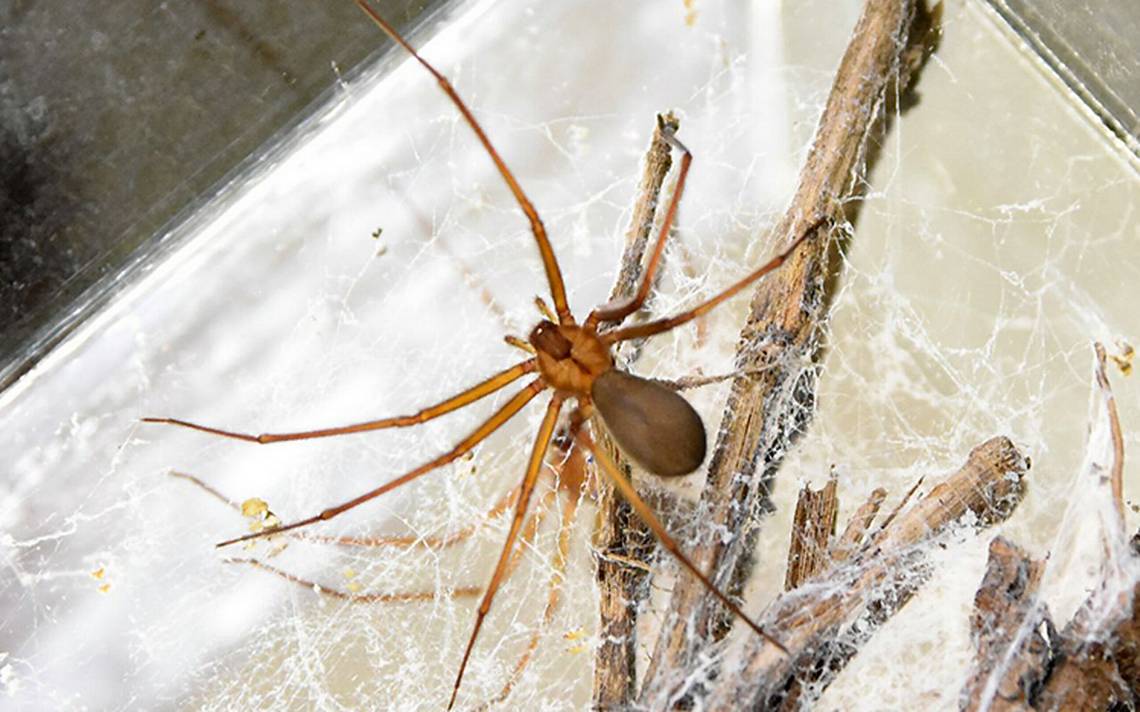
590, 369, 706, 477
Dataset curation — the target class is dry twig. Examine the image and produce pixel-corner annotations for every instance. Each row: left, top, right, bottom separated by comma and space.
832, 487, 888, 562
592, 114, 679, 708
708, 436, 1029, 709
1094, 342, 1126, 523
959, 537, 1051, 712
1035, 580, 1140, 710
640, 0, 943, 704
962, 551, 1139, 712
784, 478, 840, 590
959, 343, 1139, 711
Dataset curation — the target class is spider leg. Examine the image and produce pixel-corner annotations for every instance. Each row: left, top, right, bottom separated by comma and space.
655, 365, 776, 392
143, 359, 535, 444
533, 295, 557, 323
603, 216, 832, 344
482, 485, 559, 601
222, 557, 483, 603
474, 399, 590, 708
170, 469, 521, 552
221, 487, 559, 606
214, 379, 546, 548
478, 491, 581, 711
354, 0, 572, 324
587, 118, 693, 327
449, 394, 565, 710
325, 483, 520, 550
503, 335, 536, 355
170, 470, 242, 510
575, 416, 787, 653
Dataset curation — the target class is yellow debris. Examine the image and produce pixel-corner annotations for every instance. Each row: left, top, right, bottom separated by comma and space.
241, 498, 269, 518
1111, 342, 1134, 375
683, 0, 698, 27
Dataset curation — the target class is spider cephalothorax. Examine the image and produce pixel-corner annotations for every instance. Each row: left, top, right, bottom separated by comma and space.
528, 319, 611, 394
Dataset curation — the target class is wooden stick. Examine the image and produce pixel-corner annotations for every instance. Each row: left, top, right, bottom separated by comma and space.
704, 436, 1029, 710
1094, 342, 1126, 523
832, 487, 887, 562
592, 115, 679, 708
960, 344, 1138, 711
640, 0, 943, 701
959, 545, 1139, 710
1034, 581, 1140, 710
959, 537, 1051, 712
784, 478, 839, 590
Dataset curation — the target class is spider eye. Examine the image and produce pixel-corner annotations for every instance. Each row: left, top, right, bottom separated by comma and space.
529, 320, 571, 358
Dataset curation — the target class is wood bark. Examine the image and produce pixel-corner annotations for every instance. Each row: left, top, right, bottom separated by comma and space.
960, 542, 1139, 712
707, 435, 1029, 709
959, 537, 1051, 712
592, 115, 678, 709
784, 478, 839, 590
959, 345, 1139, 712
639, 1, 942, 705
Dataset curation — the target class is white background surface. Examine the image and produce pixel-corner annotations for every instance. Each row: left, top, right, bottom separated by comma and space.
2, 0, 1137, 709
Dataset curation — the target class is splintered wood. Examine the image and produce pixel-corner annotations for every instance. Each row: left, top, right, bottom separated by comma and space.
639, 0, 943, 704
961, 539, 1140, 711
784, 478, 839, 590
960, 537, 1051, 711
592, 115, 678, 708
960, 344, 1140, 711
708, 436, 1029, 709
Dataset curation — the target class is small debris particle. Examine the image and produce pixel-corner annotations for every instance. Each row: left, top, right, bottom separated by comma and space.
1111, 342, 1134, 375
683, 0, 698, 27
240, 496, 266, 512
241, 498, 269, 518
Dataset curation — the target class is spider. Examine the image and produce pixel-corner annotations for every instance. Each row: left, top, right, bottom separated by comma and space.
144, 1, 831, 707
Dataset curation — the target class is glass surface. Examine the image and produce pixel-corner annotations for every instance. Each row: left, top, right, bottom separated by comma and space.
0, 0, 446, 391
988, 0, 1140, 152
1, 0, 1137, 708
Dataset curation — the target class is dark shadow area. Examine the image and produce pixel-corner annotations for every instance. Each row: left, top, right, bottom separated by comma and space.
0, 0, 451, 391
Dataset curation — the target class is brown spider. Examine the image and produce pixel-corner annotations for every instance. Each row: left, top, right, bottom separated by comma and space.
144, 1, 831, 707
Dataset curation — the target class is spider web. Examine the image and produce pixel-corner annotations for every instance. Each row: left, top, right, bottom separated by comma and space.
1, 0, 1137, 710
